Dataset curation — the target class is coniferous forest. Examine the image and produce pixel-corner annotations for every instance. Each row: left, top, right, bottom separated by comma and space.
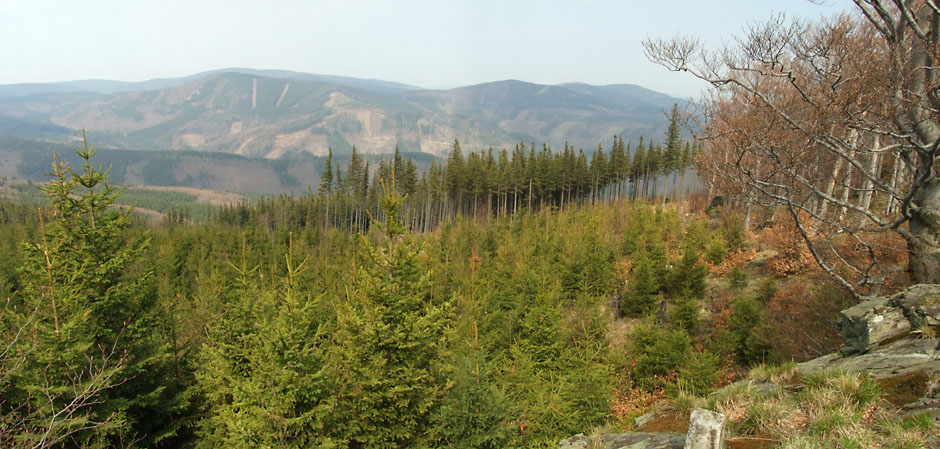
0, 115, 767, 449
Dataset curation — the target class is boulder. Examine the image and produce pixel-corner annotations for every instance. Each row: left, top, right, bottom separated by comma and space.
558, 433, 589, 449
839, 297, 910, 354
900, 398, 940, 421
634, 411, 656, 429
839, 284, 940, 354
683, 409, 726, 449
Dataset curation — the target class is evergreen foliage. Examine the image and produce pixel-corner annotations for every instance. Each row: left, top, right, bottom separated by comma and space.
431, 336, 515, 449
670, 294, 701, 335
0, 135, 182, 448
676, 349, 720, 395
208, 133, 695, 234
723, 296, 774, 365
195, 236, 329, 448
322, 178, 452, 448
621, 249, 662, 317
629, 324, 692, 388
0, 132, 740, 448
666, 247, 706, 298
319, 148, 334, 195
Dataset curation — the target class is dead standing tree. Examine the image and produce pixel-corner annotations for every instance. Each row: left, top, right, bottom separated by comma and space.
644, 1, 940, 298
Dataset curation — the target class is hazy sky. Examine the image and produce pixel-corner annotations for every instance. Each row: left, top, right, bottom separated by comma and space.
2, 0, 851, 98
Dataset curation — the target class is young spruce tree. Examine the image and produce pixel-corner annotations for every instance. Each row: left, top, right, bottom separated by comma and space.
323, 176, 453, 448
0, 135, 180, 448
196, 235, 330, 448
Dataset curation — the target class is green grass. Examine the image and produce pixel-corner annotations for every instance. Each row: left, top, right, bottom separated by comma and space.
748, 361, 798, 384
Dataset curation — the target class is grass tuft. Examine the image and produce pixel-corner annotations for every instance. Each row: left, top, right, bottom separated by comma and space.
691, 366, 938, 448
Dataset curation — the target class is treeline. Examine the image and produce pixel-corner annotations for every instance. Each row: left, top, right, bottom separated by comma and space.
213, 106, 700, 233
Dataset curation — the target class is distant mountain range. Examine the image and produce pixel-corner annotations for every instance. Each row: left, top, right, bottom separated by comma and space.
0, 68, 681, 158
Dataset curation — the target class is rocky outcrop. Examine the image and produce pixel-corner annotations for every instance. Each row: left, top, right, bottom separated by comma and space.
839, 297, 910, 354
801, 283, 940, 419
560, 284, 940, 449
839, 284, 940, 354
892, 284, 940, 329
814, 284, 940, 377
798, 337, 940, 379
557, 410, 727, 449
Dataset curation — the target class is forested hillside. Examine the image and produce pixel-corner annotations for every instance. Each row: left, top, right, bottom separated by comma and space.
0, 136, 429, 195
0, 134, 862, 448
0, 71, 678, 157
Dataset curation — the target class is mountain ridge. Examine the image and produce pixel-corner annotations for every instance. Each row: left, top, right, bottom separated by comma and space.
0, 69, 682, 158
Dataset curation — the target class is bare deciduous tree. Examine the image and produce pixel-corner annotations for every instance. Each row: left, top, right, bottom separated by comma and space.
645, 1, 940, 297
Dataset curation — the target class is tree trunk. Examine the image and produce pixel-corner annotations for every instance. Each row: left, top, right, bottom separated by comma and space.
661, 175, 668, 206
818, 149, 845, 218
678, 171, 685, 202
838, 163, 854, 221
909, 179, 940, 284
528, 178, 533, 212
743, 204, 752, 231
859, 135, 880, 213
424, 198, 432, 233
903, 8, 940, 284
440, 191, 447, 224
886, 151, 901, 216
324, 195, 330, 230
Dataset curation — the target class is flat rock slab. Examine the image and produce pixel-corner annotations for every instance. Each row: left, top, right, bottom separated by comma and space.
604, 433, 685, 449
558, 432, 685, 449
799, 337, 940, 379
892, 284, 940, 327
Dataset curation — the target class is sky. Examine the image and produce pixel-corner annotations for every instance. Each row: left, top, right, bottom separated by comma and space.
1, 0, 852, 98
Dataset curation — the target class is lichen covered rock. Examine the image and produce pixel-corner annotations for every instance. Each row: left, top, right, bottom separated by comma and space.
839, 297, 910, 354
683, 409, 726, 449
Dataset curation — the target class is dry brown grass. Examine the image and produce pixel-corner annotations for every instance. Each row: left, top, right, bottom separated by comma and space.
605, 315, 646, 352
695, 369, 940, 448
